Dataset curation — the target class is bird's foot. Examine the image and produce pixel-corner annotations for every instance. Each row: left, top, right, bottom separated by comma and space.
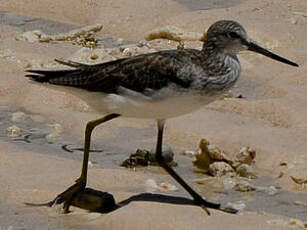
49, 178, 86, 213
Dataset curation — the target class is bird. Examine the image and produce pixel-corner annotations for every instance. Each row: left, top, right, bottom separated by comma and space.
25, 20, 298, 215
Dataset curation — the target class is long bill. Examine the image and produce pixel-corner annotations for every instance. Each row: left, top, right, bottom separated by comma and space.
247, 41, 298, 67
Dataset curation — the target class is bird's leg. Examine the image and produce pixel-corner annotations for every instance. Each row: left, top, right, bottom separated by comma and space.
155, 119, 220, 215
49, 113, 120, 213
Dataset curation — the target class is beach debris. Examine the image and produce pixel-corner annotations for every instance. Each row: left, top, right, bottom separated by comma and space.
6, 125, 24, 137
209, 161, 235, 177
194, 139, 232, 172
121, 149, 149, 167
232, 146, 256, 168
45, 123, 63, 143
159, 182, 178, 192
182, 150, 196, 157
20, 24, 103, 48
11, 111, 27, 122
223, 177, 238, 190
209, 162, 235, 177
145, 179, 159, 192
268, 218, 306, 229
255, 185, 278, 196
280, 161, 288, 166
234, 180, 255, 192
293, 11, 307, 18
294, 200, 307, 207
0, 49, 16, 61
193, 138, 256, 178
290, 176, 307, 188
177, 41, 185, 50
193, 177, 214, 185
224, 200, 246, 212
235, 164, 257, 179
68, 47, 116, 64
20, 30, 42, 43
145, 25, 204, 42
149, 145, 175, 166
121, 146, 176, 168
145, 179, 178, 192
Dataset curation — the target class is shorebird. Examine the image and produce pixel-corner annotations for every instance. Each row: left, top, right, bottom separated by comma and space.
25, 20, 298, 214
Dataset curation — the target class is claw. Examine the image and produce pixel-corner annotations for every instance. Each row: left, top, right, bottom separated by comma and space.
200, 204, 210, 215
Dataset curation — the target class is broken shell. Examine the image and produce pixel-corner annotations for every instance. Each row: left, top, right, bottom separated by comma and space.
207, 144, 232, 164
235, 164, 257, 179
209, 162, 235, 177
233, 146, 256, 166
159, 182, 178, 192
6, 125, 24, 137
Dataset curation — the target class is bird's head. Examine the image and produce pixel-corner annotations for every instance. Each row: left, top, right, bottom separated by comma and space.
204, 20, 298, 67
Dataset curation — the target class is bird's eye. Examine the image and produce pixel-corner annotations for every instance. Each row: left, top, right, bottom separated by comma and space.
228, 32, 239, 38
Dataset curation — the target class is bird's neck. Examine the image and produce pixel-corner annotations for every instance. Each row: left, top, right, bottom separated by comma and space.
197, 43, 241, 93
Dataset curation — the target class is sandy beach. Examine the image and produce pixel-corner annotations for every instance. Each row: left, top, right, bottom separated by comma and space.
0, 0, 307, 229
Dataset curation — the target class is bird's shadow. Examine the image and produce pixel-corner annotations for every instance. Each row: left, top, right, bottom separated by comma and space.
25, 188, 236, 214
114, 192, 195, 211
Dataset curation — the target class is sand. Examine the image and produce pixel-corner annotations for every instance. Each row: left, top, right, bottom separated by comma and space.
0, 0, 307, 229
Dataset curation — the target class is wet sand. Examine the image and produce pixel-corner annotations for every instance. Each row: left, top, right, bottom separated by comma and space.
0, 0, 307, 229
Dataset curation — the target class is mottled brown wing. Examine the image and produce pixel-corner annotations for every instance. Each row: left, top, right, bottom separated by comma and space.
26, 50, 195, 94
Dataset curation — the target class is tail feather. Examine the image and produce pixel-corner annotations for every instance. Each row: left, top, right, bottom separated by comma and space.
25, 59, 93, 85
25, 69, 80, 83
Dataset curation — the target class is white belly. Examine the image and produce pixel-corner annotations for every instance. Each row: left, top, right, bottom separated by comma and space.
38, 83, 221, 119
87, 88, 219, 119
